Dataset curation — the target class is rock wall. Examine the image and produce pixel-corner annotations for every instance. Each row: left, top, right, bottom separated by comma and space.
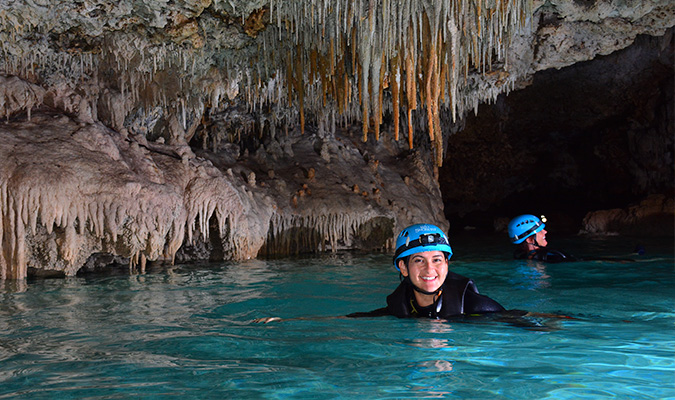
0, 105, 446, 279
581, 195, 674, 237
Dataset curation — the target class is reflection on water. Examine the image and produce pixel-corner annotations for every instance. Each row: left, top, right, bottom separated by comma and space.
512, 260, 551, 289
420, 359, 454, 372
220, 259, 283, 287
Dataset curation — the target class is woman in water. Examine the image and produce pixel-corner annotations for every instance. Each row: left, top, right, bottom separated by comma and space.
348, 223, 505, 319
508, 214, 576, 263
256, 223, 567, 325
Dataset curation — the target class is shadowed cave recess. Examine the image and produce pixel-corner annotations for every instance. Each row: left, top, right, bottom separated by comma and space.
440, 31, 674, 236
0, 0, 672, 279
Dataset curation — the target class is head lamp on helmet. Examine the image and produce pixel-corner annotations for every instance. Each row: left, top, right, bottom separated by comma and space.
507, 214, 546, 244
393, 224, 453, 270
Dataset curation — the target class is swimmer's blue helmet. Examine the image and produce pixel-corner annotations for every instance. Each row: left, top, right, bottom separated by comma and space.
508, 214, 546, 244
393, 223, 453, 270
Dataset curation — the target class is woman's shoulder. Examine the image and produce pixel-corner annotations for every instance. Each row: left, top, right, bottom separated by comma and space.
532, 247, 576, 262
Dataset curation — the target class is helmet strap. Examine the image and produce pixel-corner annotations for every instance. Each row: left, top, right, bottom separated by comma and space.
404, 275, 444, 296
527, 235, 542, 249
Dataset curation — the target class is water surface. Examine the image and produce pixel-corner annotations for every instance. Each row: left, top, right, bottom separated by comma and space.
1, 235, 673, 399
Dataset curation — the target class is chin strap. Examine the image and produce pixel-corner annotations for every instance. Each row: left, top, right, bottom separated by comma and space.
530, 237, 542, 249
403, 275, 444, 297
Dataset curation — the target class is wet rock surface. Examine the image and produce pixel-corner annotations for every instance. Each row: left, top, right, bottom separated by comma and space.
0, 110, 446, 278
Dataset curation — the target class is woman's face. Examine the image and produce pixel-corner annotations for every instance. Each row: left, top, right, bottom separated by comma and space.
535, 228, 548, 247
527, 228, 548, 247
399, 250, 448, 294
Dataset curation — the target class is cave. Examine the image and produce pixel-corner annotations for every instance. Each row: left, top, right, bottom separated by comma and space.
440, 31, 674, 235
0, 1, 673, 279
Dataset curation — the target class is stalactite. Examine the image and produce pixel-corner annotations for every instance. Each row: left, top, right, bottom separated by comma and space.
375, 50, 385, 141
359, 28, 372, 142
263, 209, 388, 256
390, 54, 400, 141
422, 13, 435, 145
404, 22, 417, 150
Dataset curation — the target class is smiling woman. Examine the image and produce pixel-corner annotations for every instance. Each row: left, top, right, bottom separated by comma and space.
348, 223, 505, 319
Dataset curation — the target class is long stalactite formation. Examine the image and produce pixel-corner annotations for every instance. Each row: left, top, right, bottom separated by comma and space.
270, 0, 532, 165
0, 0, 532, 168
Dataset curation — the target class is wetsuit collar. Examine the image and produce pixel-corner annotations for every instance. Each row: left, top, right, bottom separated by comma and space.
409, 287, 444, 317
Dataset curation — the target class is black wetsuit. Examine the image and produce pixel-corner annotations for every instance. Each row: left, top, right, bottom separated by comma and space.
514, 247, 637, 263
514, 247, 577, 263
347, 271, 505, 319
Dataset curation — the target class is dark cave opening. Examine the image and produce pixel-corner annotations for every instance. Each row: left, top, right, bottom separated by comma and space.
439, 31, 674, 235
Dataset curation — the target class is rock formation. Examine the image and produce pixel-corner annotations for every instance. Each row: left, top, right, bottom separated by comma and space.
581, 194, 674, 237
0, 0, 672, 278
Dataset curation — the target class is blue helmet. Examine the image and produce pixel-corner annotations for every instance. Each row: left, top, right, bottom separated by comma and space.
393, 224, 453, 270
508, 214, 546, 244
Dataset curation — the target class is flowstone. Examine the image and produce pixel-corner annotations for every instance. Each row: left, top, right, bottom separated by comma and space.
0, 107, 446, 279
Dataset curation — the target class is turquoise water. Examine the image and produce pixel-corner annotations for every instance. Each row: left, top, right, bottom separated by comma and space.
1, 235, 673, 399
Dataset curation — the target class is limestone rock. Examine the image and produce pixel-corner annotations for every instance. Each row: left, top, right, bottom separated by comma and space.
581, 194, 674, 236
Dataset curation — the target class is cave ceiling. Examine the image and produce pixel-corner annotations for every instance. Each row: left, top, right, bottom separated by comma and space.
1, 0, 672, 168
